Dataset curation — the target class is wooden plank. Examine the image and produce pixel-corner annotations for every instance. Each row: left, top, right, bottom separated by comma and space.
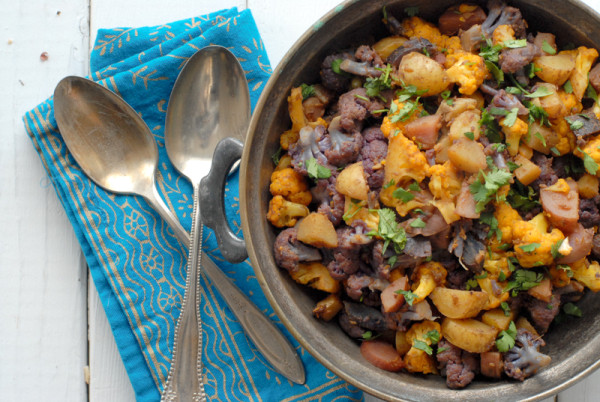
0, 1, 90, 401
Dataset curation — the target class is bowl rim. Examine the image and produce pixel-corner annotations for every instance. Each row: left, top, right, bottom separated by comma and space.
240, 0, 600, 400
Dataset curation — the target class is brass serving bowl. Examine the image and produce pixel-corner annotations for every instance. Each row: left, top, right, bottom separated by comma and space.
239, 1, 600, 400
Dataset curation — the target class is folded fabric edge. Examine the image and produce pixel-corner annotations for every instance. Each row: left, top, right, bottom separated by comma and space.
22, 107, 160, 401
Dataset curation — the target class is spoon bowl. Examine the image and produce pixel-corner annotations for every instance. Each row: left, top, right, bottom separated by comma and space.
54, 77, 158, 195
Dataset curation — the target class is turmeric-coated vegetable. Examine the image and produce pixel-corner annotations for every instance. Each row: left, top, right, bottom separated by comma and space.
266, 195, 309, 228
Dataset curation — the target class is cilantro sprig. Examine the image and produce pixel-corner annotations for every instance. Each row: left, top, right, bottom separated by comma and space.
368, 208, 407, 254
496, 321, 517, 352
470, 167, 513, 213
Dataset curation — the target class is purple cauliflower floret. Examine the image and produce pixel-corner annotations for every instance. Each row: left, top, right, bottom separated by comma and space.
327, 223, 373, 280
359, 126, 388, 190
437, 339, 479, 389
320, 115, 363, 167
320, 52, 354, 92
273, 228, 321, 272
289, 125, 331, 176
311, 176, 345, 226
504, 328, 551, 381
482, 0, 527, 38
488, 89, 529, 117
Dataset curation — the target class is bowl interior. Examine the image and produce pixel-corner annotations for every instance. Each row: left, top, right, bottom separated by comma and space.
240, 1, 600, 400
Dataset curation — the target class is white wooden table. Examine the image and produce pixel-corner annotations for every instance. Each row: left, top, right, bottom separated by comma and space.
3, 1, 600, 401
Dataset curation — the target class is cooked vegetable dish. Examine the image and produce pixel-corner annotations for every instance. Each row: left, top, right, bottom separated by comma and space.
267, 0, 600, 388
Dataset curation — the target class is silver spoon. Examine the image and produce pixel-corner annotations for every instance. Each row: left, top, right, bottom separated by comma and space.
53, 74, 305, 398
163, 46, 304, 398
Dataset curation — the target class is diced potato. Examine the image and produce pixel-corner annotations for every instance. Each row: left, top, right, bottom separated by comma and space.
336, 162, 369, 201
429, 287, 489, 319
534, 53, 576, 86
313, 294, 343, 321
373, 36, 408, 59
297, 212, 338, 248
290, 262, 340, 293
523, 121, 560, 154
477, 277, 509, 310
441, 318, 498, 354
398, 52, 450, 96
527, 278, 553, 302
482, 308, 516, 331
395, 331, 412, 356
578, 174, 599, 198
570, 47, 599, 100
448, 110, 481, 141
536, 84, 565, 118
516, 316, 540, 338
434, 134, 452, 164
514, 154, 542, 185
518, 144, 534, 159
447, 137, 487, 173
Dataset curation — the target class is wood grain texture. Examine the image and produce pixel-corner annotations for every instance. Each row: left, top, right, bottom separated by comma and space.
0, 1, 90, 401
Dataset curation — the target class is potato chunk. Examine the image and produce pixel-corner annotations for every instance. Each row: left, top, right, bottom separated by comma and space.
290, 262, 340, 293
313, 294, 343, 321
429, 287, 489, 319
534, 53, 576, 86
447, 137, 487, 173
398, 52, 450, 96
336, 162, 369, 201
441, 318, 498, 353
296, 212, 338, 248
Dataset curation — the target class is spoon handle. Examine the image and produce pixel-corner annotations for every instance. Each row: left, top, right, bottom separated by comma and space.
161, 183, 205, 402
145, 183, 190, 246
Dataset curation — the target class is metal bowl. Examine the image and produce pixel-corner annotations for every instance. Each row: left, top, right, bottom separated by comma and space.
239, 1, 600, 400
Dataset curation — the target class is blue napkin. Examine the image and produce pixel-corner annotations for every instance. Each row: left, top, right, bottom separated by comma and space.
23, 8, 363, 402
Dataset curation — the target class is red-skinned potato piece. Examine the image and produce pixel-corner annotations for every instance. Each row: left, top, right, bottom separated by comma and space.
540, 179, 579, 234
381, 276, 410, 313
360, 340, 405, 372
438, 4, 487, 36
557, 224, 595, 264
455, 181, 480, 219
404, 114, 442, 150
481, 351, 504, 378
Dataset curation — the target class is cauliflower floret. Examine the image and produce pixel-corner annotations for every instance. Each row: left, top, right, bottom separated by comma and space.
380, 99, 424, 137
492, 24, 515, 46
504, 328, 551, 381
411, 261, 447, 303
572, 259, 600, 292
495, 202, 523, 244
575, 135, 600, 177
280, 86, 309, 150
445, 52, 487, 95
403, 320, 442, 375
502, 116, 529, 156
429, 161, 462, 224
550, 117, 576, 155
267, 195, 310, 228
512, 213, 565, 268
269, 167, 312, 205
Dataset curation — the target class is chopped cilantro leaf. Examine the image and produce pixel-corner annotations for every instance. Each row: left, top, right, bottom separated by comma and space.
410, 217, 426, 228
383, 179, 396, 189
364, 64, 393, 99
485, 60, 505, 85
578, 147, 599, 175
586, 82, 599, 104
393, 187, 415, 203
396, 289, 418, 306
368, 208, 407, 254
425, 330, 441, 344
505, 269, 544, 296
408, 181, 420, 191
542, 40, 557, 54
519, 243, 541, 253
551, 239, 564, 259
480, 109, 503, 143
525, 86, 554, 98
503, 39, 527, 48
564, 80, 573, 94
480, 211, 502, 241
569, 119, 584, 131
300, 83, 317, 100
470, 168, 513, 212
503, 107, 519, 127
563, 302, 582, 317
534, 131, 547, 147
331, 59, 348, 75
464, 131, 475, 140
413, 339, 433, 355
558, 264, 574, 278
271, 146, 283, 166
500, 302, 511, 317
496, 321, 517, 352
305, 158, 332, 180
550, 147, 561, 156
354, 94, 370, 102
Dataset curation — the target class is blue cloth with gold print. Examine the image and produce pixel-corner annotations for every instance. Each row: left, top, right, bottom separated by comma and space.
23, 8, 363, 402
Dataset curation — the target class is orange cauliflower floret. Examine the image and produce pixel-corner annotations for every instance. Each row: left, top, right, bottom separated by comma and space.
492, 24, 515, 46
269, 167, 312, 205
569, 46, 599, 101
572, 259, 600, 292
280, 86, 308, 150
411, 261, 447, 303
445, 52, 487, 95
494, 202, 522, 244
266, 195, 309, 228
404, 320, 442, 374
550, 117, 576, 155
512, 213, 565, 268
575, 135, 600, 177
428, 161, 462, 224
380, 99, 424, 137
